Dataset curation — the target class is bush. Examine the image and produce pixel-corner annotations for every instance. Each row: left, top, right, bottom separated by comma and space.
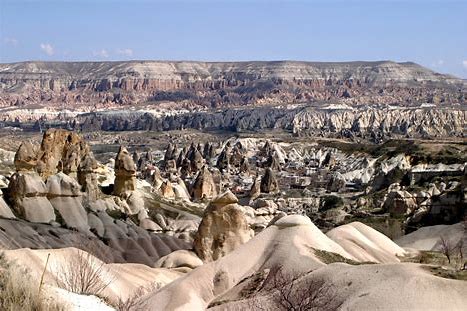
248, 265, 342, 311
0, 253, 64, 311
55, 249, 113, 296
115, 282, 161, 311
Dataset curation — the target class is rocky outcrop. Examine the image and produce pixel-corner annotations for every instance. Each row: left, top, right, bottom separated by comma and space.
382, 184, 417, 216
191, 166, 217, 201
0, 189, 15, 219
36, 129, 90, 179
77, 153, 100, 201
1, 61, 464, 139
47, 172, 89, 231
260, 168, 279, 193
1, 61, 464, 114
193, 191, 253, 262
7, 171, 56, 223
113, 146, 137, 196
14, 142, 37, 171
159, 181, 176, 200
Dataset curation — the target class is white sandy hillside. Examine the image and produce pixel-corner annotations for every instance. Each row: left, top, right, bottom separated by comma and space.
215, 262, 467, 311
133, 216, 340, 310
326, 222, 407, 263
395, 222, 465, 251
2, 247, 184, 303
132, 215, 411, 310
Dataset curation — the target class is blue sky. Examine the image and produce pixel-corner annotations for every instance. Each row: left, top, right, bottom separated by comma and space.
1, 0, 466, 78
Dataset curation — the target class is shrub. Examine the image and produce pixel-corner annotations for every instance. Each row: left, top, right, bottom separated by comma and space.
115, 282, 161, 311
55, 249, 113, 296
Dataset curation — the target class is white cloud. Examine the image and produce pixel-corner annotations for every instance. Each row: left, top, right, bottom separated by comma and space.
93, 49, 109, 58
431, 59, 444, 68
40, 43, 54, 56
4, 37, 18, 46
463, 60, 467, 70
116, 48, 133, 56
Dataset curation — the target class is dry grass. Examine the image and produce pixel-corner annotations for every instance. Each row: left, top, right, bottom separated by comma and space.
0, 252, 64, 311
114, 282, 161, 311
55, 249, 113, 296
248, 266, 343, 311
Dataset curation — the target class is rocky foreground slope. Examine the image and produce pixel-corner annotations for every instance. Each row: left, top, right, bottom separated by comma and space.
0, 60, 465, 111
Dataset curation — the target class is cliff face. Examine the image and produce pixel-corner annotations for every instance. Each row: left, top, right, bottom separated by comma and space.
49, 106, 463, 140
0, 60, 465, 110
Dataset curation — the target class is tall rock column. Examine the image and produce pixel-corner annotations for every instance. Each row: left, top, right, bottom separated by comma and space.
113, 146, 137, 196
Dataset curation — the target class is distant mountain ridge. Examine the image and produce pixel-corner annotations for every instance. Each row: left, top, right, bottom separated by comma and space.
0, 60, 463, 85
0, 60, 465, 111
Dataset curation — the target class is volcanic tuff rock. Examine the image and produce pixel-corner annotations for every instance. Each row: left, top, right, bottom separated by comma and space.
113, 146, 137, 196
14, 141, 37, 171
191, 166, 218, 200
46, 172, 89, 231
77, 152, 101, 201
7, 171, 56, 223
0, 61, 465, 112
66, 105, 466, 140
260, 168, 279, 193
0, 189, 15, 219
36, 129, 90, 179
194, 191, 253, 262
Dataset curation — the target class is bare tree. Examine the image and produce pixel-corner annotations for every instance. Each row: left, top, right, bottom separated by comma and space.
249, 266, 341, 311
55, 248, 113, 296
439, 236, 454, 264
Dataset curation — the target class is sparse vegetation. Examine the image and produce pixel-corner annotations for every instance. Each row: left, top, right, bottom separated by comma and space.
439, 236, 454, 264
249, 265, 343, 311
55, 249, 113, 296
313, 249, 374, 265
114, 282, 161, 311
0, 252, 64, 311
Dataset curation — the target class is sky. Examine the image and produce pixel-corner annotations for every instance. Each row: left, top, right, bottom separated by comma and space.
1, 0, 466, 78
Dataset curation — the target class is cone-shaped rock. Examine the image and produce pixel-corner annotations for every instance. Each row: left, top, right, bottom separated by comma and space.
216, 147, 230, 171
191, 166, 218, 200
260, 168, 279, 193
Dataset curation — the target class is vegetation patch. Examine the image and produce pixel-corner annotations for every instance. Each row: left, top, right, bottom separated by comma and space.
313, 249, 374, 265
0, 252, 65, 311
424, 266, 467, 281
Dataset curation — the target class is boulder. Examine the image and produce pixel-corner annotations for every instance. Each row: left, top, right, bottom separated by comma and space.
216, 147, 230, 171
152, 167, 164, 190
